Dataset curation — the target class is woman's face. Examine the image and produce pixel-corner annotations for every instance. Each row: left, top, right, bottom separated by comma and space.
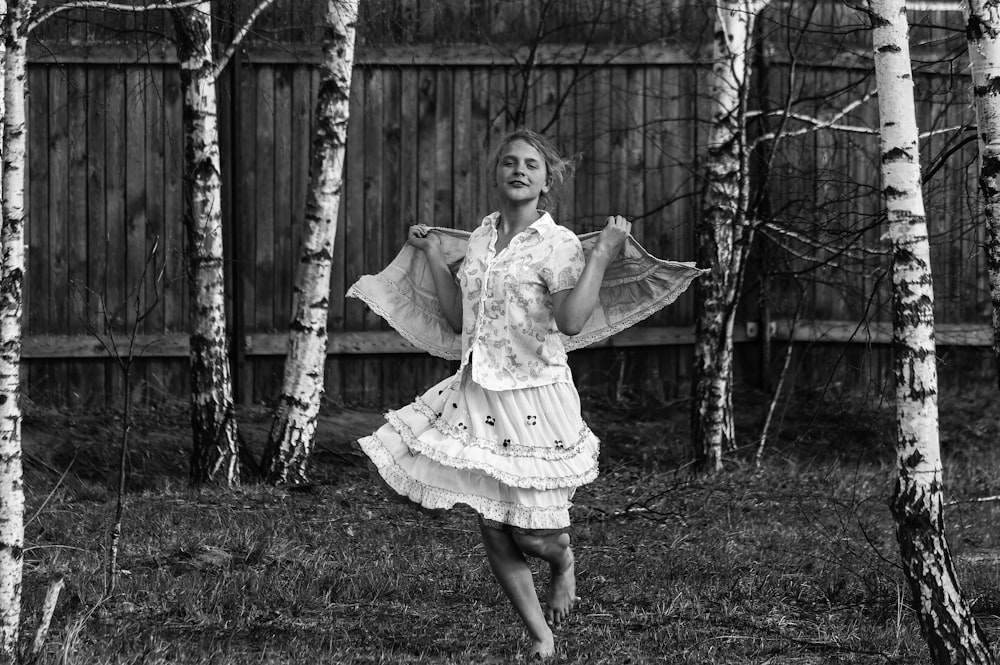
495, 139, 550, 206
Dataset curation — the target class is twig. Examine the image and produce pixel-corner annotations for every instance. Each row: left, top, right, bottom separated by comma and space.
754, 291, 804, 467
25, 454, 77, 527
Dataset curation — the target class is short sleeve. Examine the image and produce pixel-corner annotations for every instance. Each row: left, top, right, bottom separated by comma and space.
544, 230, 585, 293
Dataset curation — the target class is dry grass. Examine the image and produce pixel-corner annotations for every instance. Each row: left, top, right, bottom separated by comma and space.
14, 384, 1000, 664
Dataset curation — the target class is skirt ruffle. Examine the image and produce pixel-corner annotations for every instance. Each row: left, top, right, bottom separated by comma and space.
358, 366, 600, 530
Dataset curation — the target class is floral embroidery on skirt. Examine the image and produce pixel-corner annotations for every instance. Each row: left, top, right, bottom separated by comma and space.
358, 365, 600, 531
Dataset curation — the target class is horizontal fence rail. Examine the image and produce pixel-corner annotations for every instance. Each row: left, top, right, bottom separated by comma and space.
19, 320, 995, 360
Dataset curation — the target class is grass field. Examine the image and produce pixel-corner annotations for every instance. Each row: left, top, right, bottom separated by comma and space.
16, 383, 1000, 664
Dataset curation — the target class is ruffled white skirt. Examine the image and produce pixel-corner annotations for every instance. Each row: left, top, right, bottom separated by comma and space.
358, 365, 600, 531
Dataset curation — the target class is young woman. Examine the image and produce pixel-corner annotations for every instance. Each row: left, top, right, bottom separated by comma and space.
352, 128, 699, 660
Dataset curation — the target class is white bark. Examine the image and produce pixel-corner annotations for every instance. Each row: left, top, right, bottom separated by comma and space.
262, 0, 358, 485
174, 2, 240, 485
693, 0, 766, 471
964, 0, 1000, 390
0, 2, 28, 660
870, 1, 994, 662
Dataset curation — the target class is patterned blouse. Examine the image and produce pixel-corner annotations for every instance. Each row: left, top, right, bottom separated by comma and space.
457, 211, 586, 391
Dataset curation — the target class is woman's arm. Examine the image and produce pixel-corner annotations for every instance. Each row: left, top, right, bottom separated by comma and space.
408, 225, 463, 333
552, 215, 631, 336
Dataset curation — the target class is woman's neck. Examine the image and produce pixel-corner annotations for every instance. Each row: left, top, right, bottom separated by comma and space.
497, 201, 541, 236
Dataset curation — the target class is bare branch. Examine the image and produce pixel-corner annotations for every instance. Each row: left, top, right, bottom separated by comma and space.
212, 0, 278, 79
751, 89, 880, 146
760, 220, 888, 265
919, 124, 967, 140
29, 0, 203, 33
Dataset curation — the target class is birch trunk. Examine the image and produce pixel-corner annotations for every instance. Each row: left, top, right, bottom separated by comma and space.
173, 3, 240, 485
262, 0, 358, 485
869, 1, 995, 662
692, 1, 765, 472
0, 2, 27, 660
965, 0, 1000, 391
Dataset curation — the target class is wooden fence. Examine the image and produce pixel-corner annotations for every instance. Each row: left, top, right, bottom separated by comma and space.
19, 0, 994, 409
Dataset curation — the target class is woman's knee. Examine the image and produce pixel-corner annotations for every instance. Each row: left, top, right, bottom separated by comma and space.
512, 531, 568, 558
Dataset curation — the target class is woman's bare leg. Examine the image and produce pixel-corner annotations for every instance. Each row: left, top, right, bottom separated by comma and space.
512, 531, 578, 626
478, 520, 554, 658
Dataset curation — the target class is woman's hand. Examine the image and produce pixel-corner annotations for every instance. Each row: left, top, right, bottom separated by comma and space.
593, 215, 631, 261
407, 224, 442, 255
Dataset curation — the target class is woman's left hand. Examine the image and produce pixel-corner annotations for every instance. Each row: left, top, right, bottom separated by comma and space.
594, 215, 631, 260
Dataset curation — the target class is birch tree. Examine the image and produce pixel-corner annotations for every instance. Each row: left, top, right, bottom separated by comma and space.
692, 0, 768, 471
172, 2, 241, 485
965, 0, 1000, 391
0, 1, 32, 659
171, 0, 275, 485
867, 1, 995, 662
261, 0, 359, 485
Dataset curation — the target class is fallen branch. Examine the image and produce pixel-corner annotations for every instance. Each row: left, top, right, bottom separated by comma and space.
29, 575, 65, 659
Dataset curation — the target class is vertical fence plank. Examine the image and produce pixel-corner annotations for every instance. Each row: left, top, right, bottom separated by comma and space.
469, 67, 489, 229
364, 69, 385, 407
84, 67, 109, 407
395, 67, 421, 399
145, 67, 166, 332
237, 60, 259, 401
434, 68, 453, 227
273, 65, 294, 333
255, 66, 276, 335
573, 66, 594, 227
381, 69, 408, 404
643, 62, 667, 396
555, 67, 577, 229
67, 66, 92, 406
592, 67, 611, 226
104, 66, 128, 405
125, 67, 147, 335
48, 67, 70, 402
342, 69, 367, 406
144, 66, 170, 402
453, 68, 473, 228
162, 65, 184, 331
416, 67, 436, 226
49, 69, 69, 334
67, 66, 88, 334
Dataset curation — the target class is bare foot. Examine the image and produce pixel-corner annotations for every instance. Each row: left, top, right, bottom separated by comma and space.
545, 547, 578, 627
528, 632, 555, 661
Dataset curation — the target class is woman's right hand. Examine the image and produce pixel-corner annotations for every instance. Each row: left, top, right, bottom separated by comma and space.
407, 224, 442, 255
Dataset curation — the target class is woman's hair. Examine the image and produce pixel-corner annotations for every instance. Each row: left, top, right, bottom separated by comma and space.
486, 128, 577, 210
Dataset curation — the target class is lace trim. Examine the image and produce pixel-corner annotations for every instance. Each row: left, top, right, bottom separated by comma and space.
408, 395, 593, 460
359, 434, 573, 530
346, 281, 461, 361
562, 271, 701, 352
383, 411, 598, 491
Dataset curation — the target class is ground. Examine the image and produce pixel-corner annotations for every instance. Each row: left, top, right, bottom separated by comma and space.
14, 383, 1000, 664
